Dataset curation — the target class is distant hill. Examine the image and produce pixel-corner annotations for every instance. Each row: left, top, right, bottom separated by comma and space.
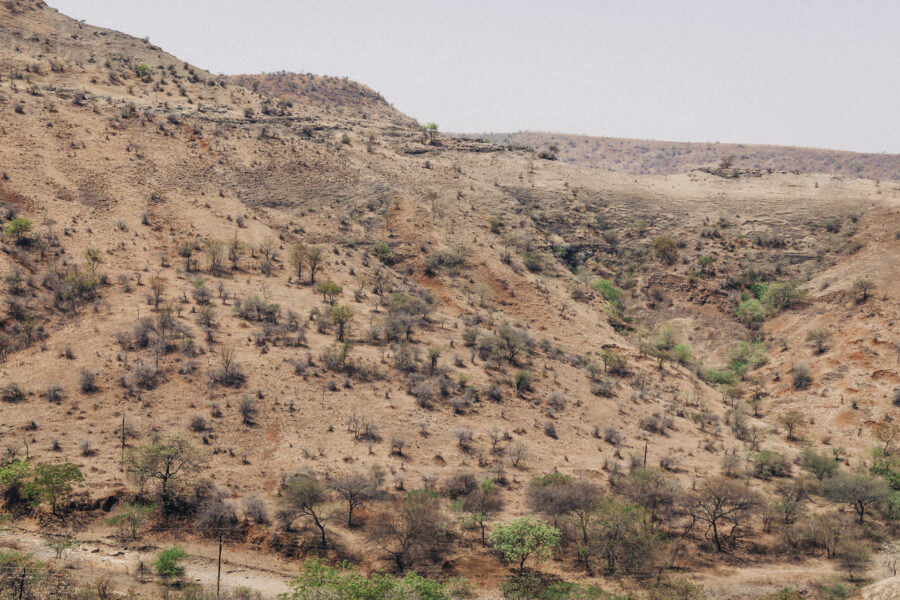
475, 131, 900, 180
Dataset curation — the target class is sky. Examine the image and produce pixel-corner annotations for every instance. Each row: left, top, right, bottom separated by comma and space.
50, 1, 900, 153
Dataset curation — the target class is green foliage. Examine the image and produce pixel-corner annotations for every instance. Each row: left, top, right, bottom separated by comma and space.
0, 459, 31, 498
736, 298, 766, 327
317, 280, 343, 304
373, 240, 391, 259
328, 304, 355, 341
726, 341, 768, 376
599, 349, 627, 376
748, 282, 769, 299
153, 546, 187, 583
870, 447, 900, 490
702, 368, 735, 385
424, 247, 468, 276
106, 502, 156, 539
3, 217, 32, 241
489, 517, 560, 573
500, 573, 626, 600
0, 552, 45, 595
514, 370, 533, 395
591, 279, 622, 312
283, 558, 456, 600
753, 450, 790, 480
818, 583, 853, 600
672, 344, 693, 366
28, 462, 84, 519
764, 281, 807, 312
586, 497, 659, 576
652, 236, 678, 265
800, 448, 838, 481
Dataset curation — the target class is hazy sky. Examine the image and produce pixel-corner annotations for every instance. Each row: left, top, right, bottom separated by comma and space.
51, 1, 900, 153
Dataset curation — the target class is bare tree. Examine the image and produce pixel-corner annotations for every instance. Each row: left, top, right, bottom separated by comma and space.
462, 479, 504, 546
368, 490, 448, 571
306, 246, 325, 284
686, 476, 759, 552
329, 471, 384, 527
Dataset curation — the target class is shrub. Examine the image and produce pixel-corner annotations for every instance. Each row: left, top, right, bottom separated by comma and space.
792, 364, 812, 390
153, 546, 187, 584
1, 382, 25, 403
799, 449, 838, 481
727, 340, 768, 376
442, 472, 478, 499
765, 281, 807, 312
243, 494, 269, 524
489, 518, 560, 573
514, 370, 533, 396
737, 298, 766, 328
806, 329, 831, 354
3, 217, 32, 241
373, 240, 391, 260
238, 396, 258, 426
45, 384, 64, 403
652, 236, 678, 265
753, 450, 790, 479
852, 278, 875, 303
543, 422, 557, 439
79, 369, 98, 393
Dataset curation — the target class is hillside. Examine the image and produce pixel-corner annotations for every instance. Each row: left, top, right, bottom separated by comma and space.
0, 2, 898, 599
228, 72, 416, 129
476, 132, 900, 180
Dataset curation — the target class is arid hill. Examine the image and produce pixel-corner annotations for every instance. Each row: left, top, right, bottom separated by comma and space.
229, 71, 416, 129
475, 131, 900, 180
0, 2, 897, 599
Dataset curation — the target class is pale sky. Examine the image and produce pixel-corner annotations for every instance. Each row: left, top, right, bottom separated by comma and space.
50, 0, 900, 153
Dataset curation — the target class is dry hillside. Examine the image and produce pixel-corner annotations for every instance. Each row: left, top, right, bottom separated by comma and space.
0, 2, 898, 599
476, 132, 900, 181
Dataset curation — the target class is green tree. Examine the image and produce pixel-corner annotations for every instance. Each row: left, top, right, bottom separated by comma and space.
424, 121, 438, 143
317, 280, 342, 304
30, 462, 84, 522
153, 546, 187, 585
587, 497, 659, 576
489, 517, 560, 573
328, 304, 354, 341
0, 459, 32, 506
84, 246, 103, 278
3, 217, 32, 242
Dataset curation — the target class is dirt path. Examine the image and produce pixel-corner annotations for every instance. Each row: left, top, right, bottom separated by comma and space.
0, 525, 293, 598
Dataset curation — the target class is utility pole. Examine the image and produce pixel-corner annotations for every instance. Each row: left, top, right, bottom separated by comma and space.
216, 530, 223, 600
120, 412, 126, 470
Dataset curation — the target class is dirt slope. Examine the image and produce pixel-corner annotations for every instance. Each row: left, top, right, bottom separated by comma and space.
0, 1, 898, 597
